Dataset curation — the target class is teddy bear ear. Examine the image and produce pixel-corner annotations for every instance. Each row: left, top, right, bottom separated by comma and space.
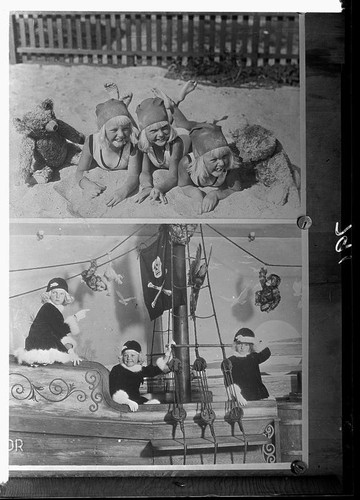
13, 117, 26, 133
41, 98, 54, 110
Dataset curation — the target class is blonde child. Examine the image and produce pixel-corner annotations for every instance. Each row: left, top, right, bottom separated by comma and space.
225, 328, 271, 406
109, 340, 173, 412
134, 95, 189, 204
75, 85, 142, 208
152, 82, 241, 214
14, 278, 89, 366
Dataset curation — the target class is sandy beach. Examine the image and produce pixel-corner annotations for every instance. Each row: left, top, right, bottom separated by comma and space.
9, 64, 301, 220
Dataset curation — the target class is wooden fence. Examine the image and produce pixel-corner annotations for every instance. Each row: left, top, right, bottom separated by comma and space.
9, 12, 299, 67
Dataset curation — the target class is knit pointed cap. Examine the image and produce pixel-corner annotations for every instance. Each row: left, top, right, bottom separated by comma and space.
136, 97, 168, 130
46, 277, 68, 293
190, 123, 228, 157
95, 99, 130, 129
121, 340, 142, 354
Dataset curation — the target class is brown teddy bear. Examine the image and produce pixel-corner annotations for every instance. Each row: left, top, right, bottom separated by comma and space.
230, 124, 300, 208
13, 98, 85, 185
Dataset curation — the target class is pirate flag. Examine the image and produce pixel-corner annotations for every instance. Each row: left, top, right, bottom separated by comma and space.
139, 228, 186, 321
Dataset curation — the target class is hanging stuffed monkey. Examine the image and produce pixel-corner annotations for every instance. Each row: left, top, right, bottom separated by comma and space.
254, 267, 281, 312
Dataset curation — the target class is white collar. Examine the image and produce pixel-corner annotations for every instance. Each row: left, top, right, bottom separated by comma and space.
120, 362, 143, 373
48, 300, 64, 313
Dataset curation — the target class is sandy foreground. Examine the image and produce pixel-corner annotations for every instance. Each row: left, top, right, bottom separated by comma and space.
9, 64, 301, 220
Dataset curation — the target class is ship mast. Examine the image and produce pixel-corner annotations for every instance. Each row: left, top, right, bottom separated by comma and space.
168, 224, 197, 403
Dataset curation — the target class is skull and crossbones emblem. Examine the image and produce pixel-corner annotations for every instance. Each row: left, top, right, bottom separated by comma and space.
147, 280, 172, 308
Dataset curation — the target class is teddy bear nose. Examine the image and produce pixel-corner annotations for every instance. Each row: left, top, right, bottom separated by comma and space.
46, 120, 58, 132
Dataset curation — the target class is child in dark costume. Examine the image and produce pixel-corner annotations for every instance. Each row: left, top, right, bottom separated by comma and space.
14, 277, 89, 366
109, 339, 173, 412
226, 327, 271, 406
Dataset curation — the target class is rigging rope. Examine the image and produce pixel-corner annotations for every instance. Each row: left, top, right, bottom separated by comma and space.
206, 224, 302, 268
9, 230, 159, 299
10, 225, 150, 273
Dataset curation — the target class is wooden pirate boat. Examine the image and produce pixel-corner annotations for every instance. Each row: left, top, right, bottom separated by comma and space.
9, 224, 301, 468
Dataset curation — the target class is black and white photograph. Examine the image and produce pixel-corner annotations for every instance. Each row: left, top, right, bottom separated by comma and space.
9, 222, 304, 469
9, 11, 301, 220
4, 2, 352, 497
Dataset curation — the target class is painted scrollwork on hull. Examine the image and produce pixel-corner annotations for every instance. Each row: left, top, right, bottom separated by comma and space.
10, 372, 87, 403
85, 369, 104, 412
262, 422, 276, 463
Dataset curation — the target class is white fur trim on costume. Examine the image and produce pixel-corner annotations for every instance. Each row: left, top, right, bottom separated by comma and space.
64, 315, 80, 335
112, 389, 130, 404
228, 383, 242, 399
156, 356, 170, 372
234, 335, 255, 344
14, 347, 73, 365
119, 362, 143, 373
61, 335, 77, 349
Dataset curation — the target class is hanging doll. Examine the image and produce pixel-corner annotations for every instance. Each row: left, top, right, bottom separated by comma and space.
14, 277, 89, 366
81, 260, 108, 292
254, 267, 281, 313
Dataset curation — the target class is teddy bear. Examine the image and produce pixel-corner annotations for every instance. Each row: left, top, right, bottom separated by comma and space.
13, 98, 85, 185
230, 124, 301, 208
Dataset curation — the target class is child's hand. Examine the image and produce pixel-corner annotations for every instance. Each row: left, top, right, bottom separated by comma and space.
74, 309, 90, 321
238, 394, 247, 406
127, 399, 139, 412
68, 348, 82, 366
201, 192, 219, 213
149, 188, 167, 204
134, 187, 152, 203
81, 178, 107, 198
106, 189, 126, 208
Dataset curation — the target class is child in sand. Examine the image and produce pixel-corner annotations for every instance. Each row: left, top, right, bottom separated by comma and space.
14, 277, 89, 366
75, 84, 142, 208
134, 93, 190, 204
152, 81, 241, 214
225, 328, 271, 406
109, 340, 173, 412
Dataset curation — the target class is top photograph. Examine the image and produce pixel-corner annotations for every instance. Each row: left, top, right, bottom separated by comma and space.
9, 11, 301, 220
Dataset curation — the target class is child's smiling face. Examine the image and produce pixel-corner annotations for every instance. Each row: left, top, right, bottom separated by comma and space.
235, 341, 251, 356
145, 121, 170, 147
122, 350, 140, 367
49, 288, 66, 306
105, 117, 131, 148
203, 146, 231, 177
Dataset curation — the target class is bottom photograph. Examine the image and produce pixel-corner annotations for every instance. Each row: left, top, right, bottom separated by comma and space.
9, 222, 305, 470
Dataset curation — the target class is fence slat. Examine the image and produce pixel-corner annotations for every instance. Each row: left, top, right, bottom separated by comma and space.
198, 14, 204, 58
251, 13, 260, 67
10, 12, 299, 69
146, 14, 152, 65
275, 15, 284, 63
286, 15, 295, 63
135, 13, 142, 65
230, 14, 238, 55
9, 14, 17, 64
156, 14, 162, 66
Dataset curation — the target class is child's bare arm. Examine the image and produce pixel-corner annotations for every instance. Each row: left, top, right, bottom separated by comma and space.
134, 154, 155, 203
202, 170, 241, 212
75, 138, 106, 197
106, 149, 142, 207
178, 156, 205, 213
152, 137, 184, 199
